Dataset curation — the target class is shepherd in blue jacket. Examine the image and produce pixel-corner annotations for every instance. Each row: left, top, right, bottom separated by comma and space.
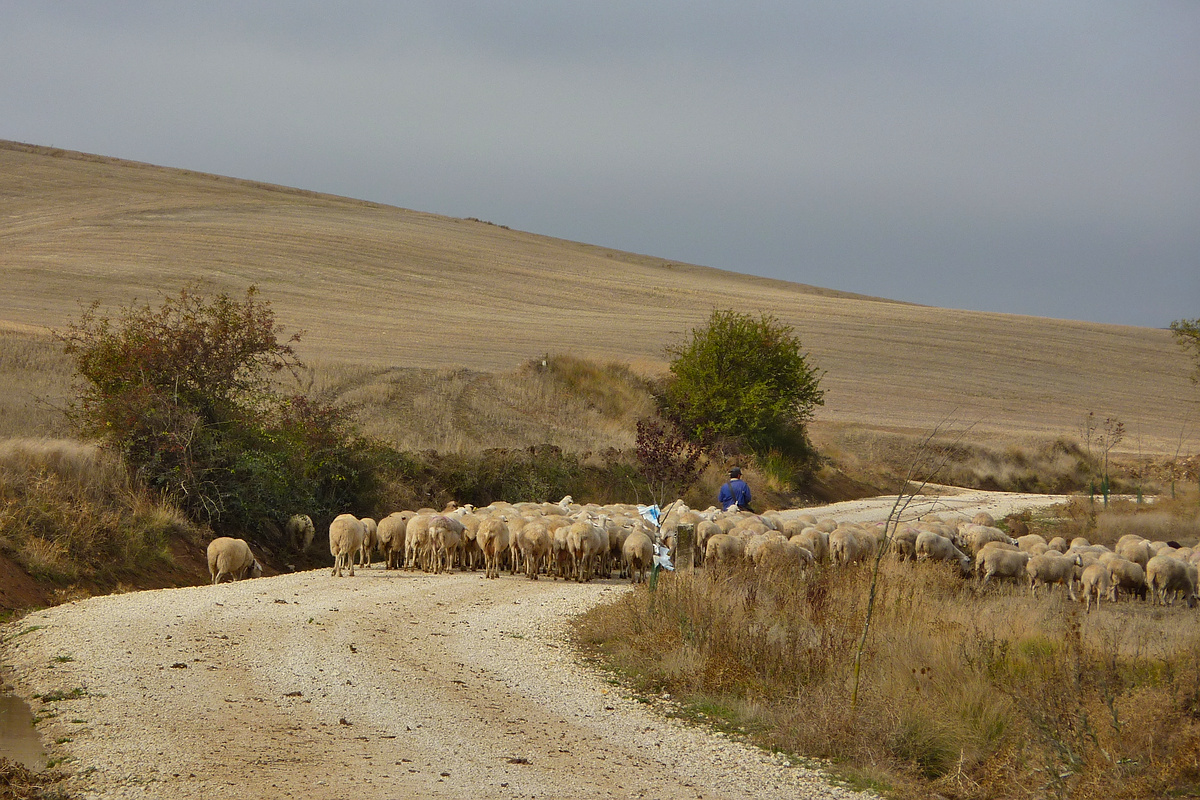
718, 467, 752, 512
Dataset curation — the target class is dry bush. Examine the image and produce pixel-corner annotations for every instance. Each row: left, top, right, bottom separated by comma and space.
0, 437, 199, 583
575, 553, 1200, 799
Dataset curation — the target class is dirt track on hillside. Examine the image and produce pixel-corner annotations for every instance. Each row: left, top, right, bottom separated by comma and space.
1, 492, 1069, 799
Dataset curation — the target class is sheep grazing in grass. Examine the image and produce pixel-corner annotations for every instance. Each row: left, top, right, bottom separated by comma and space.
285, 514, 315, 552
207, 537, 263, 585
623, 531, 654, 584
829, 527, 876, 566
792, 528, 828, 563
1026, 553, 1082, 600
377, 511, 415, 570
1146, 555, 1199, 608
1046, 536, 1068, 553
329, 514, 366, 577
890, 526, 920, 562
914, 531, 971, 575
1079, 563, 1110, 613
1105, 557, 1148, 602
977, 548, 1031, 590
1116, 538, 1152, 569
971, 512, 996, 527
705, 533, 745, 567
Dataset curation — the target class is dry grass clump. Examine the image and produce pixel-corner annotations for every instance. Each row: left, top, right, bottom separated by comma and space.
0, 438, 198, 583
308, 353, 655, 455
819, 426, 1101, 495
575, 556, 1200, 799
0, 331, 75, 439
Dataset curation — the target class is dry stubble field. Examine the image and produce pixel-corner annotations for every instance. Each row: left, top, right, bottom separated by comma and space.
0, 139, 1193, 456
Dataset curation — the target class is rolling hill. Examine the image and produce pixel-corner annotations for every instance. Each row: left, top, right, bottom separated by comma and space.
1, 139, 1192, 455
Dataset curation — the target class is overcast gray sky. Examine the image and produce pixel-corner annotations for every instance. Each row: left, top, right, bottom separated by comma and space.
3, 2, 1197, 327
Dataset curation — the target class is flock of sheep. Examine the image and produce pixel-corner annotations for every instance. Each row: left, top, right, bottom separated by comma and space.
205, 498, 1200, 610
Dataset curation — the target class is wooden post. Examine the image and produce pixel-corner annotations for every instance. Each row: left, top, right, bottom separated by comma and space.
676, 523, 695, 574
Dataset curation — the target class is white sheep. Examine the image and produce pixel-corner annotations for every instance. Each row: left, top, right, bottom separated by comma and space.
704, 533, 745, 567
1026, 552, 1082, 600
623, 531, 654, 584
1105, 557, 1147, 602
428, 515, 465, 574
566, 517, 605, 582
518, 521, 552, 580
206, 537, 263, 585
357, 517, 378, 568
914, 531, 971, 575
476, 517, 511, 579
1146, 555, 1199, 607
377, 511, 414, 570
1079, 562, 1110, 613
829, 527, 876, 566
329, 514, 366, 577
285, 514, 315, 552
977, 548, 1031, 589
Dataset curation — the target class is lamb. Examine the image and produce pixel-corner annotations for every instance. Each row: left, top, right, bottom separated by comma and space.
977, 548, 1031, 589
914, 531, 971, 575
1146, 555, 1199, 607
328, 514, 366, 577
1026, 552, 1082, 600
623, 531, 654, 584
285, 514, 315, 552
357, 517, 378, 568
207, 537, 263, 585
1079, 562, 1110, 613
377, 511, 415, 569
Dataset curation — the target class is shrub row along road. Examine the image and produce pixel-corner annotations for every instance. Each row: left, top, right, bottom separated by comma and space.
2, 491, 1070, 799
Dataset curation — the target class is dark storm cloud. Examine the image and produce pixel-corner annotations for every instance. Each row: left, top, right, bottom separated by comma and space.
2, 2, 1196, 325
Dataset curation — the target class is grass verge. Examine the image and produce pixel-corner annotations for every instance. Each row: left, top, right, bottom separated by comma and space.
573, 547, 1200, 799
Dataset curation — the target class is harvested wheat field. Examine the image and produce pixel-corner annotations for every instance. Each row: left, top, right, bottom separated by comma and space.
0, 139, 1192, 453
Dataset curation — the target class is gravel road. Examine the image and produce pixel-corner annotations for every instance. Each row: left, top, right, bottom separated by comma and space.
1, 491, 1071, 799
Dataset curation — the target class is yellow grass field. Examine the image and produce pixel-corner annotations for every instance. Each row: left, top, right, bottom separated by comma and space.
1, 139, 1192, 455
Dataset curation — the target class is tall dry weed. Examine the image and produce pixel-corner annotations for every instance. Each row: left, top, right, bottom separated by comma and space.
575, 552, 1200, 798
0, 437, 198, 583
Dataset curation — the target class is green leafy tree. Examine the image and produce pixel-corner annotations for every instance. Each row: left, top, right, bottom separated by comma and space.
1171, 317, 1200, 384
57, 284, 375, 539
660, 309, 824, 470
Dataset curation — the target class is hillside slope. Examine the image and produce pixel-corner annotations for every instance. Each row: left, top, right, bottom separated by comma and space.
1, 140, 1192, 453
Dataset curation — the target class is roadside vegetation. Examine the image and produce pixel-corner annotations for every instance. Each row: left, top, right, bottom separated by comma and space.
574, 492, 1200, 799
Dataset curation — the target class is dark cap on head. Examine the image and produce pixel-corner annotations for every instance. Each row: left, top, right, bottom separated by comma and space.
729, 467, 741, 478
